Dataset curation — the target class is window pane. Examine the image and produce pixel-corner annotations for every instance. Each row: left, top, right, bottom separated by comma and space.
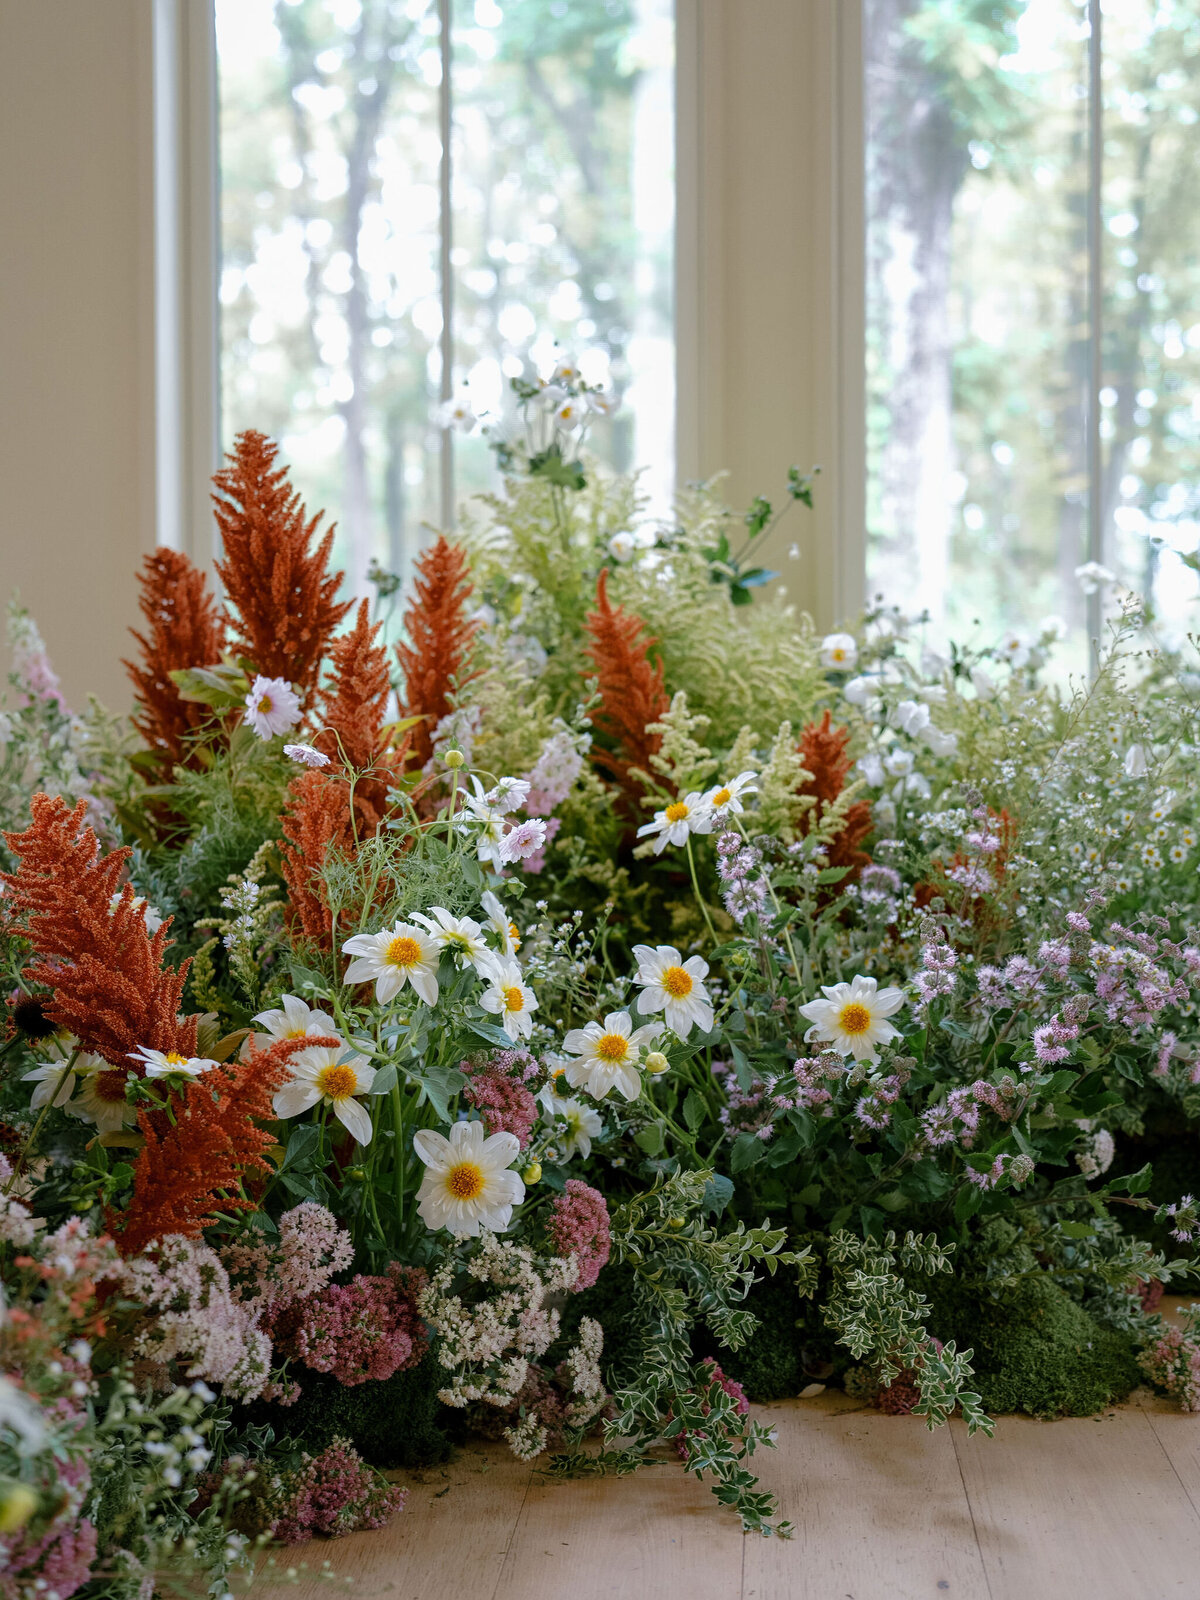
217, 0, 675, 603
865, 0, 1091, 665
1100, 0, 1200, 635
451, 0, 675, 514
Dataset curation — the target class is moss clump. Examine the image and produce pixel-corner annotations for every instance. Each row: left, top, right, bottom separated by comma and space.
237, 1357, 455, 1469
922, 1223, 1141, 1417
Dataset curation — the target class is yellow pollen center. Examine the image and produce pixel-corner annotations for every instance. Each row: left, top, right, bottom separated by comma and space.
838, 1001, 872, 1036
447, 1161, 484, 1200
508, 922, 521, 950
595, 1032, 629, 1062
386, 935, 423, 969
664, 802, 690, 824
259, 695, 273, 714
503, 985, 525, 1013
712, 788, 732, 806
662, 966, 693, 999
164, 1051, 187, 1066
316, 1064, 359, 1101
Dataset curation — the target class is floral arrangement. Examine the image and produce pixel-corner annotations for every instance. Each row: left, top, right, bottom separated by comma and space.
4, 368, 1200, 1590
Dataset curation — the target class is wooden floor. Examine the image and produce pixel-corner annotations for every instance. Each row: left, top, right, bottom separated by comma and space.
267, 1383, 1200, 1600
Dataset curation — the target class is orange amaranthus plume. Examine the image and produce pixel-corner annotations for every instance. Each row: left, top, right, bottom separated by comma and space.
797, 711, 872, 878
111, 1035, 312, 1257
395, 534, 481, 769
123, 549, 225, 777
318, 599, 391, 772
2, 795, 196, 1065
278, 770, 358, 949
584, 569, 670, 806
213, 430, 352, 707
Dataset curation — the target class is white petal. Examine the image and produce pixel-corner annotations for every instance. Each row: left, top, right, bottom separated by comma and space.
414, 1128, 455, 1168
333, 1096, 373, 1146
274, 1085, 321, 1119
409, 966, 439, 1006
481, 1130, 520, 1168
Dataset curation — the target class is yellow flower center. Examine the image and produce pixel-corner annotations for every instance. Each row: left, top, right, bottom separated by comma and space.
838, 1001, 873, 1036
259, 694, 273, 714
711, 788, 732, 807
503, 985, 525, 1013
164, 1051, 187, 1067
285, 1027, 307, 1039
508, 922, 521, 951
447, 1161, 484, 1200
386, 934, 423, 969
831, 649, 846, 663
662, 965, 693, 1000
664, 801, 690, 824
315, 1063, 359, 1101
595, 1032, 629, 1062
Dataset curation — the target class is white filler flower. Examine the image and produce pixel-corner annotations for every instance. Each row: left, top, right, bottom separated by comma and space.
631, 944, 715, 1038
342, 923, 440, 1006
798, 974, 905, 1061
243, 675, 301, 740
414, 1119, 525, 1237
273, 1043, 376, 1145
478, 957, 539, 1041
563, 1011, 660, 1101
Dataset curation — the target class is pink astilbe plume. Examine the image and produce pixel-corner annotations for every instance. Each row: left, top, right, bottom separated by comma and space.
1, 794, 196, 1065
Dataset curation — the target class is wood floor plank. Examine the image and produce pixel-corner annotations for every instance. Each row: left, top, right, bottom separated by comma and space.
490, 1451, 746, 1600
951, 1406, 1200, 1599
742, 1396, 991, 1600
265, 1442, 533, 1600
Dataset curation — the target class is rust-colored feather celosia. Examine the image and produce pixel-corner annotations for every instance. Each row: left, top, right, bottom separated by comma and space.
317, 599, 391, 773
395, 535, 481, 769
584, 569, 670, 803
123, 549, 225, 776
1, 794, 196, 1065
213, 430, 352, 707
797, 711, 872, 878
278, 770, 357, 949
111, 1035, 310, 1257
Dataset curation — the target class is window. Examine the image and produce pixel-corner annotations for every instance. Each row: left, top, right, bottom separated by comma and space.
865, 0, 1200, 661
216, 0, 674, 600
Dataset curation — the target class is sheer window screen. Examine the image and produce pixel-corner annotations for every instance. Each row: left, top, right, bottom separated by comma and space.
215, 0, 674, 605
864, 0, 1200, 664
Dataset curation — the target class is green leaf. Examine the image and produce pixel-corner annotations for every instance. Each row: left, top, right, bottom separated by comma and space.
1108, 1164, 1153, 1195
701, 1174, 735, 1216
168, 662, 249, 708
1058, 1220, 1096, 1239
683, 1088, 706, 1132
528, 446, 586, 489
370, 1062, 398, 1096
634, 1124, 665, 1157
410, 1060, 466, 1122
468, 1020, 519, 1049
731, 1131, 767, 1173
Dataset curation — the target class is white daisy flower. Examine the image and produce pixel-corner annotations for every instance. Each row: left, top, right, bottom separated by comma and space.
342, 923, 440, 1006
413, 1119, 525, 1237
563, 1011, 660, 1101
636, 792, 714, 855
1124, 743, 1149, 778
997, 632, 1030, 669
820, 632, 858, 671
243, 675, 301, 740
798, 974, 905, 1062
553, 396, 585, 428
68, 1057, 138, 1133
128, 1046, 216, 1080
412, 907, 491, 971
22, 1050, 84, 1111
435, 394, 479, 433
1075, 560, 1116, 595
251, 993, 339, 1052
273, 1043, 376, 1146
631, 945, 715, 1039
478, 957, 539, 1041
608, 531, 637, 563
703, 771, 758, 818
481, 889, 521, 956
108, 892, 164, 934
585, 388, 618, 417
844, 674, 882, 709
283, 743, 331, 768
537, 1090, 604, 1159
484, 777, 531, 816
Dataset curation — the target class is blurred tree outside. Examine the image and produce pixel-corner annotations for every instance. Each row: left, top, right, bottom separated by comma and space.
218, 0, 673, 605
866, 0, 1200, 658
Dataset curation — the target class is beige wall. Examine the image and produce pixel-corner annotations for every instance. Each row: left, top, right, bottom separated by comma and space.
0, 0, 156, 712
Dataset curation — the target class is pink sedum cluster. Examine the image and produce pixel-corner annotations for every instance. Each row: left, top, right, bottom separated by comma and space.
547, 1180, 611, 1292
1139, 1324, 1200, 1411
462, 1066, 538, 1148
267, 1438, 407, 1544
222, 1199, 355, 1328
288, 1264, 428, 1386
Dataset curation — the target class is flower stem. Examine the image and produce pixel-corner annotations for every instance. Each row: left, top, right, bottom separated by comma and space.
686, 836, 719, 945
